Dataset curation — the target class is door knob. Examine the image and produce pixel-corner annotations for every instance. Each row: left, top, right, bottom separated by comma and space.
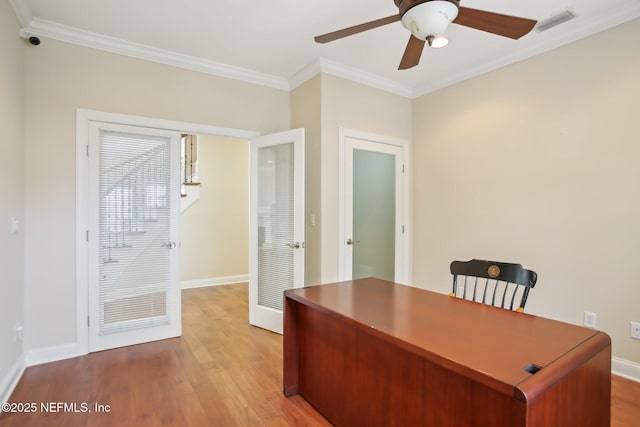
161, 241, 177, 249
285, 242, 301, 249
346, 238, 360, 245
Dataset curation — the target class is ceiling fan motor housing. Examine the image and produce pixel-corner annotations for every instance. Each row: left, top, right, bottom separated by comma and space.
397, 0, 460, 39
394, 0, 460, 15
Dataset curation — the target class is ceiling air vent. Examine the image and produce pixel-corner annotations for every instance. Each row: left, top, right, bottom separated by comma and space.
536, 10, 576, 32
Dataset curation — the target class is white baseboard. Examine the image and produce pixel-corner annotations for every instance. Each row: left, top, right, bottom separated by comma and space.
0, 353, 26, 408
181, 275, 248, 290
25, 343, 84, 368
613, 357, 640, 382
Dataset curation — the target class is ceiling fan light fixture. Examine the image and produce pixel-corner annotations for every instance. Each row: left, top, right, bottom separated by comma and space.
401, 0, 459, 40
427, 35, 449, 48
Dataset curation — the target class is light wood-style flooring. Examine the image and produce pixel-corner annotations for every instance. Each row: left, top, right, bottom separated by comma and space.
1, 284, 639, 426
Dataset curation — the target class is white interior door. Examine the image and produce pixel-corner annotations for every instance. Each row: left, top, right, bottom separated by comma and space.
249, 129, 305, 334
88, 122, 181, 352
339, 130, 409, 284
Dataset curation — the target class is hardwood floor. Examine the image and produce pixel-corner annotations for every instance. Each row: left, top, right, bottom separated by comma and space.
1, 284, 639, 426
1, 285, 331, 427
612, 375, 640, 427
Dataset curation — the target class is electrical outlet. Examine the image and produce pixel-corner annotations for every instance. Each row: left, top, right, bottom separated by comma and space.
631, 322, 640, 340
583, 312, 597, 329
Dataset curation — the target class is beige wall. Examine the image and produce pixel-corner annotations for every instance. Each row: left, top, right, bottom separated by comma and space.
412, 19, 640, 363
320, 74, 412, 283
180, 135, 249, 283
291, 75, 322, 286
23, 38, 290, 351
0, 0, 25, 391
292, 74, 412, 286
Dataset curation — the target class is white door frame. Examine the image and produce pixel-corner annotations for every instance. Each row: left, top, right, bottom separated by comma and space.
338, 127, 411, 284
76, 109, 258, 355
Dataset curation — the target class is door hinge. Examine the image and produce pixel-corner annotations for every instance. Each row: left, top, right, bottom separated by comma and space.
86, 144, 89, 157
402, 225, 405, 234
402, 164, 405, 173
86, 230, 89, 241
87, 316, 90, 327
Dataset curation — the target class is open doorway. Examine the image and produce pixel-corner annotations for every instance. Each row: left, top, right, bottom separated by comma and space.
179, 134, 250, 290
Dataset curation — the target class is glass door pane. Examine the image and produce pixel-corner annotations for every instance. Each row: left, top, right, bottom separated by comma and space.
89, 123, 181, 352
99, 130, 172, 333
257, 142, 294, 312
352, 149, 396, 281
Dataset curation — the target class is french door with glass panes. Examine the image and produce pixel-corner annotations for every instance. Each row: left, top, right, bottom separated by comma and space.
88, 122, 181, 352
249, 129, 305, 334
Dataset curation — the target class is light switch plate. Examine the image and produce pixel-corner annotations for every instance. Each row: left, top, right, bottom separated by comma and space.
10, 217, 19, 234
583, 312, 597, 329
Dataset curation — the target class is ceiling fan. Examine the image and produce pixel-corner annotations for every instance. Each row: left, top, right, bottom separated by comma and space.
315, 0, 537, 70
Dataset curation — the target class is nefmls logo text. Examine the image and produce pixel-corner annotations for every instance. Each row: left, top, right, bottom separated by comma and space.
40, 402, 90, 413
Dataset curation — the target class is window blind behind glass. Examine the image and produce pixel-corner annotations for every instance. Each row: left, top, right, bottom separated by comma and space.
257, 143, 294, 311
98, 130, 173, 335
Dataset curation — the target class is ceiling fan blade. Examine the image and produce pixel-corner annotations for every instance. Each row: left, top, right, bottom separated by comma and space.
398, 35, 425, 70
314, 14, 399, 44
454, 7, 537, 40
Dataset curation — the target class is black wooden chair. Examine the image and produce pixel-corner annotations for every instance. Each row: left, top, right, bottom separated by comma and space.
449, 259, 537, 312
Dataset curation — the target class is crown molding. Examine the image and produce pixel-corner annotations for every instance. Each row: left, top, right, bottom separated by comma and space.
290, 58, 414, 99
25, 16, 415, 99
289, 60, 322, 91
9, 0, 32, 28
24, 18, 291, 92
412, 1, 640, 97
319, 58, 414, 98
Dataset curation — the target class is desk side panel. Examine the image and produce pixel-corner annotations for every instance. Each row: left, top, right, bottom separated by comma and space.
283, 295, 299, 396
523, 335, 612, 427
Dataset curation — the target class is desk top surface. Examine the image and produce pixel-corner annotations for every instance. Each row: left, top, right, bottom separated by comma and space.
285, 278, 606, 389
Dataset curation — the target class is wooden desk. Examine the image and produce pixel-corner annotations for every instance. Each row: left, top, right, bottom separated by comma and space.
283, 278, 611, 427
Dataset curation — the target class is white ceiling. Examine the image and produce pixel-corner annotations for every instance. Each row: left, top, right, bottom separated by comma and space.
10, 0, 640, 98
